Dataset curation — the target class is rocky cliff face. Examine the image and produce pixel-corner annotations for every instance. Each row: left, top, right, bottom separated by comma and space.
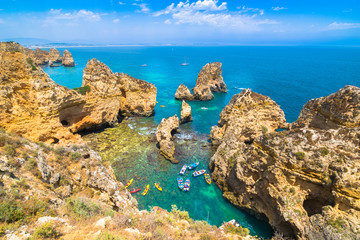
175, 62, 227, 101
34, 48, 49, 65
156, 115, 180, 163
193, 62, 227, 101
62, 49, 75, 66
0, 42, 157, 143
210, 86, 360, 239
180, 100, 193, 124
48, 48, 62, 63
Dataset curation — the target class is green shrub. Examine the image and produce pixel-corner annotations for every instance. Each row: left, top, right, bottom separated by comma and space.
70, 152, 82, 162
222, 223, 250, 236
295, 152, 305, 160
73, 85, 91, 95
261, 126, 268, 134
199, 233, 215, 240
26, 58, 37, 71
96, 231, 121, 240
171, 205, 190, 221
320, 147, 329, 156
54, 147, 65, 156
66, 198, 102, 218
289, 187, 295, 194
4, 144, 16, 157
0, 201, 24, 223
31, 222, 61, 239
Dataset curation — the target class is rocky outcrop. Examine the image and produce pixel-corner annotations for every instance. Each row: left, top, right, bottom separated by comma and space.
180, 100, 193, 124
292, 85, 360, 129
193, 62, 227, 101
62, 49, 75, 66
156, 115, 180, 163
0, 42, 157, 143
34, 48, 49, 65
175, 84, 194, 101
210, 89, 287, 145
210, 86, 360, 239
48, 48, 62, 63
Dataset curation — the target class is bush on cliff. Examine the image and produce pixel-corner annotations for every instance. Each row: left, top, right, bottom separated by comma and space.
73, 85, 91, 95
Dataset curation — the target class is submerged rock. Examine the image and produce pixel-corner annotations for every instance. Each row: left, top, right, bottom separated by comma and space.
175, 84, 194, 101
62, 49, 75, 66
156, 115, 180, 163
210, 86, 360, 239
180, 100, 193, 124
193, 62, 227, 101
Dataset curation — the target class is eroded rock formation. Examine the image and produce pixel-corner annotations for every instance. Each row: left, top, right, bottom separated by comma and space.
175, 84, 194, 101
193, 62, 227, 101
156, 115, 180, 163
34, 48, 49, 65
210, 86, 360, 239
174, 62, 227, 101
0, 42, 157, 143
180, 100, 193, 124
49, 48, 62, 63
62, 49, 75, 66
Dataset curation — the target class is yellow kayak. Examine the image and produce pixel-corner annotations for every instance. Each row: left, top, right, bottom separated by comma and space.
204, 174, 211, 184
154, 183, 162, 191
142, 184, 150, 196
125, 178, 133, 188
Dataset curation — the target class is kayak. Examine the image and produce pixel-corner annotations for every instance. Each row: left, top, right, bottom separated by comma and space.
179, 165, 188, 175
204, 173, 211, 184
154, 183, 162, 191
183, 179, 190, 192
177, 177, 184, 190
193, 169, 206, 177
188, 162, 199, 170
142, 184, 149, 196
130, 188, 141, 194
125, 178, 133, 188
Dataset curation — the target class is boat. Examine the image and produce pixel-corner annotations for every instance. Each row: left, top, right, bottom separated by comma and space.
204, 173, 211, 184
125, 178, 133, 188
179, 165, 188, 175
154, 183, 162, 191
183, 179, 190, 191
177, 177, 184, 190
180, 57, 189, 66
193, 169, 206, 177
201, 107, 208, 110
142, 184, 149, 195
141, 64, 147, 67
188, 162, 199, 170
130, 188, 141, 194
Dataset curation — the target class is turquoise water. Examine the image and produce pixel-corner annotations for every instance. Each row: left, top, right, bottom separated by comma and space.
43, 46, 360, 238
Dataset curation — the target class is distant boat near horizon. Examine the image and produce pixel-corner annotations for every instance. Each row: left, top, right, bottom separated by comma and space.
180, 57, 189, 66
141, 64, 147, 67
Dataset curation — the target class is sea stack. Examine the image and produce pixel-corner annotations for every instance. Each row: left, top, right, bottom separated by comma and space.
62, 49, 75, 66
156, 115, 180, 163
48, 48, 62, 63
180, 100, 193, 124
175, 84, 194, 101
209, 86, 360, 239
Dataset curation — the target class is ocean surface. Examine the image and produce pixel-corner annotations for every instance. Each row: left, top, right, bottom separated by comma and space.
43, 46, 360, 238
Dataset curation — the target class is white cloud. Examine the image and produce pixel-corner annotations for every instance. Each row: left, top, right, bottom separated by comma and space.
119, 2, 125, 5
48, 9, 101, 22
272, 7, 287, 11
154, 0, 275, 30
132, 3, 150, 13
113, 18, 120, 23
326, 22, 360, 30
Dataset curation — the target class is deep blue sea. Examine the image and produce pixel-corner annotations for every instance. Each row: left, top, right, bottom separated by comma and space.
43, 46, 360, 238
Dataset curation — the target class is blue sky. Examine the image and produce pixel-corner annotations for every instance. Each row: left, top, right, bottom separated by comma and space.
0, 0, 359, 45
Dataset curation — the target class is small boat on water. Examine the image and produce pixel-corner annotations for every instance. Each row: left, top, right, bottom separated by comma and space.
130, 188, 141, 194
204, 173, 211, 184
201, 107, 208, 110
181, 57, 189, 66
177, 177, 184, 190
193, 169, 206, 177
188, 162, 199, 170
179, 165, 188, 175
125, 178, 133, 188
142, 184, 149, 196
154, 183, 162, 191
141, 64, 147, 67
183, 179, 190, 191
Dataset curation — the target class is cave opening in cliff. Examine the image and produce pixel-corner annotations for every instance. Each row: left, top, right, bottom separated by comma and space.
303, 197, 334, 217
61, 120, 69, 126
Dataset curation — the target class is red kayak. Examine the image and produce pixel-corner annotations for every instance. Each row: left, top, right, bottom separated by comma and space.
130, 188, 141, 194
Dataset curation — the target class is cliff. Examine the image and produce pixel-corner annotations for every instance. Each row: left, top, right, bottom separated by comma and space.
175, 62, 227, 101
156, 115, 180, 163
210, 86, 360, 239
0, 42, 157, 143
62, 49, 75, 67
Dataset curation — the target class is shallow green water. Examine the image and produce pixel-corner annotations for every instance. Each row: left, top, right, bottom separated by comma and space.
83, 117, 274, 238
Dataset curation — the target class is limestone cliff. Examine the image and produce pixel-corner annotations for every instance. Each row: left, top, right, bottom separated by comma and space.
156, 115, 180, 163
48, 48, 62, 63
175, 84, 194, 101
193, 62, 227, 101
210, 86, 360, 239
180, 100, 193, 124
62, 49, 75, 66
34, 48, 49, 65
0, 42, 157, 143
